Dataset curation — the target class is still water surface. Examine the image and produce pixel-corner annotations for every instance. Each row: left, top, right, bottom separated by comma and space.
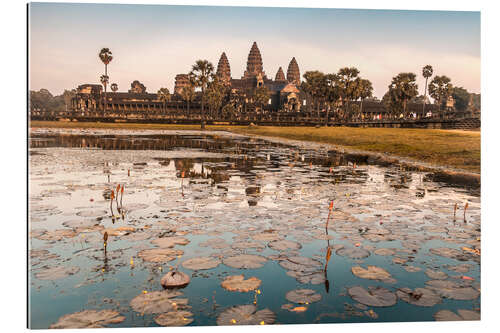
29, 129, 480, 328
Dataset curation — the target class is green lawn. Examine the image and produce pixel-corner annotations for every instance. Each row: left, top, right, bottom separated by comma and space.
30, 121, 480, 173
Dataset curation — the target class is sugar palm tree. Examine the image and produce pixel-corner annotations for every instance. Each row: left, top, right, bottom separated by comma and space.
99, 48, 113, 111
189, 60, 214, 129
422, 65, 433, 114
111, 83, 118, 92
357, 79, 373, 116
428, 75, 453, 112
180, 84, 195, 114
100, 75, 109, 111
157, 88, 171, 113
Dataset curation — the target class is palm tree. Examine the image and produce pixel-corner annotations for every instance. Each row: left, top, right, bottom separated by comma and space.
387, 73, 419, 117
189, 60, 214, 129
357, 79, 373, 116
100, 75, 109, 111
111, 83, 118, 92
206, 79, 227, 117
157, 88, 171, 113
99, 48, 113, 111
428, 75, 453, 113
422, 65, 433, 115
325, 73, 340, 125
302, 71, 327, 117
180, 84, 195, 114
337, 67, 360, 120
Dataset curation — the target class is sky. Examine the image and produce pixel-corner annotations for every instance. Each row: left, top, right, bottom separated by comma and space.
29, 2, 480, 98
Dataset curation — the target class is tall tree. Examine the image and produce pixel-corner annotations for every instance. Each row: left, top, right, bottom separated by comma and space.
386, 72, 419, 116
451, 86, 470, 112
180, 84, 195, 114
301, 71, 327, 117
252, 86, 270, 113
421, 65, 433, 114
336, 67, 360, 120
157, 88, 171, 113
428, 75, 453, 112
205, 79, 227, 117
98, 48, 113, 111
189, 60, 214, 129
111, 83, 118, 92
100, 74, 109, 111
324, 73, 341, 125
357, 79, 373, 116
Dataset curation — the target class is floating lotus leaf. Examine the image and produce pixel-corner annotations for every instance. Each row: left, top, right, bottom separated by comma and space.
30, 249, 59, 261
374, 248, 396, 256
285, 289, 322, 304
351, 266, 396, 283
429, 247, 462, 259
286, 270, 326, 285
446, 264, 472, 273
221, 275, 262, 292
199, 238, 230, 249
216, 304, 275, 325
130, 290, 187, 314
404, 266, 422, 273
35, 266, 80, 280
425, 280, 480, 300
425, 269, 448, 280
396, 287, 442, 307
30, 228, 47, 238
76, 210, 108, 217
123, 203, 149, 211
138, 248, 183, 263
336, 248, 370, 259
231, 241, 266, 250
154, 311, 194, 326
100, 227, 134, 237
182, 257, 220, 270
37, 229, 78, 241
268, 240, 302, 251
348, 286, 397, 307
152, 236, 190, 248
434, 309, 480, 321
279, 256, 322, 272
62, 219, 100, 229
161, 271, 190, 288
49, 309, 125, 328
223, 254, 267, 269
121, 231, 151, 241
252, 232, 282, 242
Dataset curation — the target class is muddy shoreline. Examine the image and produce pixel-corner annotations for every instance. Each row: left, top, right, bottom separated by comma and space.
30, 127, 480, 187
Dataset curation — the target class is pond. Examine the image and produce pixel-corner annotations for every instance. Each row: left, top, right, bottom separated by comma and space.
28, 128, 481, 328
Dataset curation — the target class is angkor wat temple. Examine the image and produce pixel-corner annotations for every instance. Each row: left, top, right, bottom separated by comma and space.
70, 42, 306, 115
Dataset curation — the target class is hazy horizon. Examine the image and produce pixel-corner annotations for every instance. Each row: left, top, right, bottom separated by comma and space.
29, 3, 480, 98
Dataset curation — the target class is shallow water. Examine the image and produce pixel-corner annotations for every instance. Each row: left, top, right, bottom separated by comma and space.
28, 129, 480, 328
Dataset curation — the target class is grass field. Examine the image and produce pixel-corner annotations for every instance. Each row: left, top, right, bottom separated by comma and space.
30, 121, 480, 173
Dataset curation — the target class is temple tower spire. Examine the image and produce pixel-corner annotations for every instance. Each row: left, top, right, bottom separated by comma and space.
216, 52, 231, 84
244, 41, 264, 78
275, 67, 286, 81
286, 57, 300, 85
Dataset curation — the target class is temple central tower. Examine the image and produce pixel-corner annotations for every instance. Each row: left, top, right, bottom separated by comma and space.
243, 41, 265, 78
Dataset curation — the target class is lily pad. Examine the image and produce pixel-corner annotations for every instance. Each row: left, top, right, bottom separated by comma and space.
231, 241, 266, 250
425, 269, 448, 280
336, 248, 370, 259
154, 311, 194, 326
152, 236, 190, 248
138, 248, 183, 263
49, 309, 125, 328
351, 266, 396, 283
285, 289, 322, 304
279, 256, 322, 272
130, 290, 188, 314
286, 270, 326, 285
348, 286, 397, 307
221, 275, 262, 292
216, 304, 275, 325
434, 309, 480, 321
182, 257, 221, 270
35, 266, 80, 280
268, 240, 302, 251
374, 248, 396, 256
76, 210, 108, 218
396, 287, 442, 307
223, 254, 267, 269
425, 280, 480, 300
